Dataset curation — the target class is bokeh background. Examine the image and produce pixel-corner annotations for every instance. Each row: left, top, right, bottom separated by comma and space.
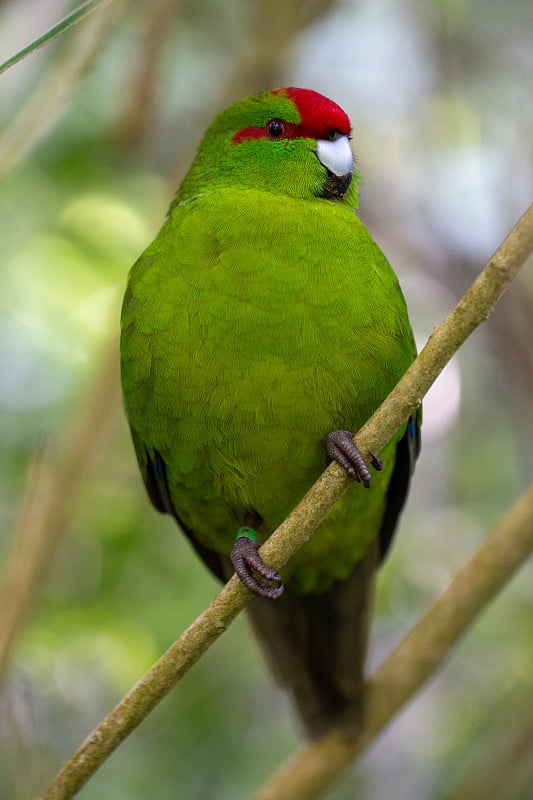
0, 1, 532, 798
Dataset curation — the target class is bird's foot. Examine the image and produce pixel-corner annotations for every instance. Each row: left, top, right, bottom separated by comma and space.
231, 527, 284, 600
326, 429, 383, 488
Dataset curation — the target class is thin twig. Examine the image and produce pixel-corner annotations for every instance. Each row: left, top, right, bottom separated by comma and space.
0, 0, 113, 77
254, 480, 533, 800
37, 204, 533, 800
0, 0, 120, 178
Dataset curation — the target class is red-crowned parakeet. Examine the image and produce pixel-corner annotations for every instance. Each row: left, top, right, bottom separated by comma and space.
120, 87, 420, 738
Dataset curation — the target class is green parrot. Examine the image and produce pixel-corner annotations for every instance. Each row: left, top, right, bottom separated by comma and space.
120, 87, 420, 738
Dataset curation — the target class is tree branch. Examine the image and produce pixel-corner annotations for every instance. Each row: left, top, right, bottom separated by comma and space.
254, 480, 533, 799
38, 203, 533, 800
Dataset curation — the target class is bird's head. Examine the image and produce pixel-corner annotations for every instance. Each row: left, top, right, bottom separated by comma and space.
177, 87, 359, 206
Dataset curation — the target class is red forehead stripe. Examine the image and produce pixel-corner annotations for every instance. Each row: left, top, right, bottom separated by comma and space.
279, 88, 351, 136
232, 87, 351, 144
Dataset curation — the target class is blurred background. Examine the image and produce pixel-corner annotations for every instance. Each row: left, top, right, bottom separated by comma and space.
0, 1, 532, 798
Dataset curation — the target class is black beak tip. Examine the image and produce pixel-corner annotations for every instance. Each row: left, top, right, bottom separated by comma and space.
321, 170, 352, 199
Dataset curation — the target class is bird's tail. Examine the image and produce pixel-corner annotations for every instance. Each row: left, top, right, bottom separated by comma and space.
245, 542, 378, 739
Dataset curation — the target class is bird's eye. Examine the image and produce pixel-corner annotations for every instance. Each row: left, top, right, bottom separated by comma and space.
266, 119, 286, 139
328, 128, 340, 141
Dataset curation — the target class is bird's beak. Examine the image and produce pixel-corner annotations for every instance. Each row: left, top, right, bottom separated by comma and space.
316, 134, 353, 198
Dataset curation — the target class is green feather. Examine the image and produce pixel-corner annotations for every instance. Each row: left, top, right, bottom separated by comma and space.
121, 188, 414, 587
120, 87, 419, 735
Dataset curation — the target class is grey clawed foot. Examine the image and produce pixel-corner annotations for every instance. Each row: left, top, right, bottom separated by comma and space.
231, 535, 284, 600
326, 429, 383, 488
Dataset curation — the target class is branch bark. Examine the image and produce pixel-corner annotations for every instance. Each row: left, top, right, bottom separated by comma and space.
37, 203, 533, 800
254, 480, 533, 799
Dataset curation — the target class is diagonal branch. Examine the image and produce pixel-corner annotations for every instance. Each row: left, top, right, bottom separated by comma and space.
0, 0, 114, 77
254, 480, 533, 799
38, 203, 533, 800
0, 0, 119, 178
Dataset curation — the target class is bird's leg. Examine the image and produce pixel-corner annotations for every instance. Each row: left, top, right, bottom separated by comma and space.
231, 511, 284, 600
327, 430, 383, 488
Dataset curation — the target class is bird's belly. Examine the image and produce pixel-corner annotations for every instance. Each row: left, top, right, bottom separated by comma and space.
159, 348, 395, 591
138, 255, 410, 589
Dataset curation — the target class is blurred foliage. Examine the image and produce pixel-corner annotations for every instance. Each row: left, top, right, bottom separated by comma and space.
0, 1, 532, 798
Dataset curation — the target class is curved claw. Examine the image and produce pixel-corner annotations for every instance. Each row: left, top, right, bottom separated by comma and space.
369, 450, 383, 471
326, 430, 381, 488
231, 536, 284, 600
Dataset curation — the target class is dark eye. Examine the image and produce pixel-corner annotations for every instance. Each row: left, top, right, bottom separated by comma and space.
266, 119, 286, 139
328, 128, 340, 141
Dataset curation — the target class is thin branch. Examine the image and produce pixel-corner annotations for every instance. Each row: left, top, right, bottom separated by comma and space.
254, 480, 533, 800
0, 0, 120, 178
0, 0, 113, 76
37, 204, 533, 800
0, 346, 121, 678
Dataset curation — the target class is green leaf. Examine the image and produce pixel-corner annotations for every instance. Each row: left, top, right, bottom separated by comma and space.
0, 0, 113, 77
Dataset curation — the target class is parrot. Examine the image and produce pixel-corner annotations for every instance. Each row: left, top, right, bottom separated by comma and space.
120, 87, 420, 739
